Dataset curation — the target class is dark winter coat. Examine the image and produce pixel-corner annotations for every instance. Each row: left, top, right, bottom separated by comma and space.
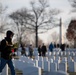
0, 37, 13, 60
41, 45, 47, 53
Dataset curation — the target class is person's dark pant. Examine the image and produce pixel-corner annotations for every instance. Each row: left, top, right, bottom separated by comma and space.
29, 51, 33, 57
0, 58, 15, 75
39, 52, 41, 56
42, 52, 46, 56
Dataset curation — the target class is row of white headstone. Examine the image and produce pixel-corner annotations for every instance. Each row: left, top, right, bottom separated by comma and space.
1, 48, 76, 75
19, 56, 76, 72
12, 56, 69, 75
17, 47, 76, 57
46, 51, 76, 57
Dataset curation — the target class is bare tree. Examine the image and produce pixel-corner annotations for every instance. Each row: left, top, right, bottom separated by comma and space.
9, 0, 60, 47
9, 9, 29, 45
69, 0, 76, 7
69, 0, 76, 12
66, 20, 76, 47
0, 3, 8, 39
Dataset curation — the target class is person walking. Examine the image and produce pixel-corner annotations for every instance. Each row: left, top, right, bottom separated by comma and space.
41, 43, 47, 57
49, 42, 54, 52
0, 30, 16, 75
29, 44, 33, 58
21, 43, 26, 56
38, 45, 42, 56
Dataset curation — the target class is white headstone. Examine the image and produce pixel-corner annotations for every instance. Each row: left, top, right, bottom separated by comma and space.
2, 65, 8, 75
59, 63, 67, 72
35, 56, 39, 60
33, 60, 38, 67
38, 60, 44, 69
61, 57, 67, 63
43, 57, 48, 61
73, 57, 76, 62
67, 56, 73, 63
44, 61, 50, 72
23, 66, 41, 75
48, 58, 53, 63
68, 61, 76, 72
39, 56, 43, 61
50, 63, 57, 72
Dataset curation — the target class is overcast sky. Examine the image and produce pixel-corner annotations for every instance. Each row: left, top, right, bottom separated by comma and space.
0, 0, 76, 43
0, 0, 71, 13
0, 0, 73, 22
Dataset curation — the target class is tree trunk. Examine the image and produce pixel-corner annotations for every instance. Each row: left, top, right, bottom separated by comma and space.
35, 26, 38, 47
